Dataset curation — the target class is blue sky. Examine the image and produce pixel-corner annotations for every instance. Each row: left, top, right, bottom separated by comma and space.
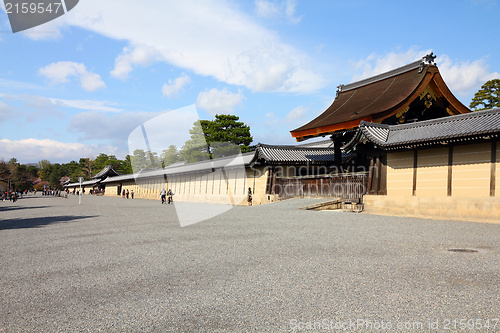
0, 0, 499, 163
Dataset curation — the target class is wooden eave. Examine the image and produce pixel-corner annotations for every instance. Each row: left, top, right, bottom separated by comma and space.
371, 67, 470, 123
290, 64, 470, 142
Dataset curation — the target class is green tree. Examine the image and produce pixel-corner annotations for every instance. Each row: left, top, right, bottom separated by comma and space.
47, 163, 65, 189
470, 79, 500, 111
0, 160, 12, 190
129, 149, 160, 172
161, 145, 182, 167
118, 155, 133, 174
180, 121, 211, 163
37, 159, 52, 180
93, 153, 112, 172
180, 115, 253, 163
79, 157, 95, 179
202, 114, 253, 154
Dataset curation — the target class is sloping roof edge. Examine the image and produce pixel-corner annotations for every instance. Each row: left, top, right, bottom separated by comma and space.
341, 59, 422, 92
357, 108, 500, 149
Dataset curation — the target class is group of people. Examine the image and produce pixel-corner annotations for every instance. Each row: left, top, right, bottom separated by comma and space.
121, 189, 134, 199
42, 189, 61, 196
160, 189, 174, 204
156, 188, 252, 205
2, 191, 20, 202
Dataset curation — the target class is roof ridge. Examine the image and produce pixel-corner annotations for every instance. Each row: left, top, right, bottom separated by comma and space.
390, 108, 499, 131
341, 59, 423, 93
165, 151, 255, 169
257, 143, 334, 150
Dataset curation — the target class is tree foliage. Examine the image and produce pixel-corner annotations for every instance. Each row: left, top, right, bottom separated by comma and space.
161, 145, 182, 167
470, 79, 500, 111
180, 121, 211, 163
180, 114, 253, 163
202, 114, 253, 153
129, 149, 162, 172
0, 115, 252, 189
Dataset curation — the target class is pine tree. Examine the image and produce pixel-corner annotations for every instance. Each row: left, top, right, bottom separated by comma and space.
470, 79, 500, 111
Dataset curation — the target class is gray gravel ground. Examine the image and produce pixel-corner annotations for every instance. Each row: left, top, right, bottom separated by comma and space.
0, 194, 499, 332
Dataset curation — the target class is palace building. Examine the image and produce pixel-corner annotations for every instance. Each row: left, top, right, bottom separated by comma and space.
67, 54, 499, 222
290, 53, 499, 222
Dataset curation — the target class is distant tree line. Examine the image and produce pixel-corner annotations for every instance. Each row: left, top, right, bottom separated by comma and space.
0, 154, 134, 192
0, 114, 253, 191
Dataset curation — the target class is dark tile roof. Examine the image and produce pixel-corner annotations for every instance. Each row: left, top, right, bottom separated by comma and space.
296, 139, 334, 148
103, 153, 256, 183
254, 143, 339, 164
92, 165, 121, 179
291, 60, 427, 134
342, 60, 422, 92
101, 143, 342, 183
358, 108, 500, 149
65, 179, 101, 187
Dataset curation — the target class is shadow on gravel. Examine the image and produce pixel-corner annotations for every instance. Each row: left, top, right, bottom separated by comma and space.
0, 215, 98, 230
0, 205, 49, 212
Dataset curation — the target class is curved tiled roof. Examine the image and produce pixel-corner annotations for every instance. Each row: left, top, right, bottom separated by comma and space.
65, 179, 101, 187
290, 55, 471, 142
100, 143, 341, 183
291, 60, 426, 138
254, 143, 337, 164
92, 165, 121, 179
358, 108, 500, 149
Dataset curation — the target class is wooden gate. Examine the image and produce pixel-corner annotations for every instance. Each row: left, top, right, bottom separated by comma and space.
273, 173, 368, 200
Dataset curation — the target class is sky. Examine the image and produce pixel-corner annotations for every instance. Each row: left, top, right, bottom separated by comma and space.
0, 0, 499, 164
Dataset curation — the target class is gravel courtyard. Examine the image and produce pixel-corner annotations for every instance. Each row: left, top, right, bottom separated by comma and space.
1, 194, 499, 332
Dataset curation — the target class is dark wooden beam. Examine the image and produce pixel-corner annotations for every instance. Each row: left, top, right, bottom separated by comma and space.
412, 150, 418, 196
491, 139, 497, 197
447, 146, 453, 197
333, 135, 342, 171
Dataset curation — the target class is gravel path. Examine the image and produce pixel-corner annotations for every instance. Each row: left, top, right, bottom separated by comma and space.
1, 194, 499, 332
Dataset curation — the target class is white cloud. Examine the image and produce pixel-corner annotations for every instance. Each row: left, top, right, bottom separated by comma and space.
351, 48, 430, 82
1, 93, 122, 112
351, 48, 500, 98
0, 78, 45, 90
0, 138, 116, 164
255, 0, 302, 24
284, 105, 308, 123
128, 105, 201, 155
70, 107, 201, 155
51, 98, 122, 112
162, 73, 191, 98
110, 45, 161, 80
196, 88, 245, 115
69, 110, 162, 144
437, 55, 500, 97
38, 61, 105, 91
57, 0, 322, 93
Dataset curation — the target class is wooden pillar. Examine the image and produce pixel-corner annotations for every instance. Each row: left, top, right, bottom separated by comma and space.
491, 139, 497, 197
447, 146, 453, 197
333, 136, 342, 172
412, 149, 418, 196
379, 153, 387, 195
367, 158, 375, 194
374, 157, 381, 194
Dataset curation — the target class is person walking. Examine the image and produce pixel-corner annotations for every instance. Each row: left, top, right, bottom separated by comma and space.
122, 189, 125, 198
160, 189, 166, 204
126, 189, 129, 199
247, 187, 253, 206
167, 189, 174, 204
131, 190, 134, 199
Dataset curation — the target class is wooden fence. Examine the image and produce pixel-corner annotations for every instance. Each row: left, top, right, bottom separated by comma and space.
273, 173, 369, 200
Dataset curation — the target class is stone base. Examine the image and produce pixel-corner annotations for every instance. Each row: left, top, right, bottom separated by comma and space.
364, 195, 500, 223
